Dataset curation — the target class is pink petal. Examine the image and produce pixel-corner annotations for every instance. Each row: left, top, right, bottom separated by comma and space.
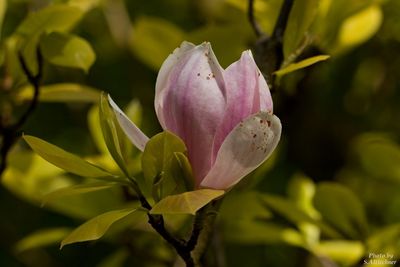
212, 50, 273, 163
155, 42, 227, 186
108, 95, 149, 151
200, 112, 281, 190
155, 41, 196, 129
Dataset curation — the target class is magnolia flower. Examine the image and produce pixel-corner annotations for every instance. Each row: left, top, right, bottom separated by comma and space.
109, 42, 281, 190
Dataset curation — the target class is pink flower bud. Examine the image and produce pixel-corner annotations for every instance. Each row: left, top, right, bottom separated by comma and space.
109, 42, 281, 190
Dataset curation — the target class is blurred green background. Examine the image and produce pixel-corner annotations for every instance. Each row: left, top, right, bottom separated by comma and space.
1, 0, 400, 266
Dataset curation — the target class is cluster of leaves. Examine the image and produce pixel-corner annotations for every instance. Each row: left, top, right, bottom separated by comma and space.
0, 0, 398, 266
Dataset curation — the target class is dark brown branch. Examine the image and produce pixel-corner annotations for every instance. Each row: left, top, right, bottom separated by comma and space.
251, 0, 295, 87
248, 0, 264, 37
14, 49, 43, 130
0, 48, 43, 177
271, 0, 295, 43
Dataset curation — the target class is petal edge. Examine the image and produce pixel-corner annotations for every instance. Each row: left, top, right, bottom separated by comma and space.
201, 112, 281, 190
108, 95, 149, 151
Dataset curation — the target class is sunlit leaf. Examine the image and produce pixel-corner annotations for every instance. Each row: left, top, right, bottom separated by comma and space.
313, 240, 365, 265
16, 4, 83, 36
2, 150, 124, 219
367, 224, 400, 259
274, 55, 330, 77
287, 174, 319, 218
23, 135, 114, 179
68, 0, 100, 12
283, 0, 319, 60
16, 4, 84, 74
61, 208, 137, 248
311, 0, 377, 50
142, 131, 190, 200
313, 182, 368, 239
353, 134, 400, 183
130, 16, 184, 70
0, 0, 6, 38
150, 189, 224, 215
40, 32, 96, 72
42, 182, 116, 206
338, 5, 382, 49
15, 227, 71, 253
224, 220, 304, 246
99, 93, 130, 177
16, 83, 100, 103
88, 105, 109, 155
287, 174, 320, 246
262, 194, 342, 239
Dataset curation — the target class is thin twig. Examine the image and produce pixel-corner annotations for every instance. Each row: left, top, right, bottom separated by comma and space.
272, 0, 295, 46
0, 48, 43, 177
248, 0, 264, 37
250, 0, 295, 88
14, 49, 43, 130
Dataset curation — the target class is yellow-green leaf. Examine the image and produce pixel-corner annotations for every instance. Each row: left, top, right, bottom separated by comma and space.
130, 16, 184, 70
338, 5, 382, 49
313, 182, 368, 239
16, 83, 100, 103
150, 189, 224, 215
40, 32, 96, 72
15, 228, 71, 253
0, 0, 6, 38
23, 135, 113, 178
61, 208, 137, 248
314, 240, 365, 265
142, 131, 189, 199
42, 182, 116, 206
99, 93, 130, 177
17, 4, 83, 36
274, 55, 330, 77
283, 0, 319, 60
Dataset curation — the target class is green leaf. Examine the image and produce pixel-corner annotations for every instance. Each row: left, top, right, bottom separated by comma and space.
353, 134, 400, 183
274, 55, 330, 77
130, 16, 184, 70
2, 150, 125, 220
16, 83, 100, 103
337, 5, 382, 49
150, 189, 224, 215
142, 131, 191, 200
367, 224, 400, 258
17, 4, 83, 36
287, 173, 319, 218
313, 182, 368, 239
15, 227, 71, 253
262, 194, 342, 239
23, 135, 113, 178
88, 105, 109, 155
0, 0, 6, 39
40, 32, 95, 72
99, 93, 130, 177
313, 240, 364, 265
42, 182, 116, 206
68, 0, 100, 12
61, 208, 137, 248
283, 0, 319, 60
16, 4, 85, 75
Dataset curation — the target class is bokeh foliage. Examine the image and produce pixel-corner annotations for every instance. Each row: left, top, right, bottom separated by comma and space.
1, 0, 400, 266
